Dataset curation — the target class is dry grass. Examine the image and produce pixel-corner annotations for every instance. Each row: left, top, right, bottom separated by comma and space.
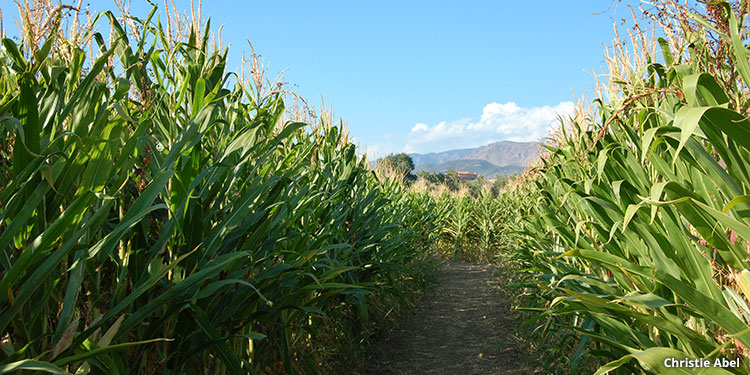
373, 161, 408, 182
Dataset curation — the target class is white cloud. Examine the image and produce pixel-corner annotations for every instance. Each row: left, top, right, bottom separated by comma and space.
404, 101, 574, 154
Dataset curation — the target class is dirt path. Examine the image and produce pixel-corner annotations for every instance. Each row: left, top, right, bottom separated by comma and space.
363, 261, 540, 375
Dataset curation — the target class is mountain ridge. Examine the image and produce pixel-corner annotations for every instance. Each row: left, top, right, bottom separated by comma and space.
414, 159, 525, 177
409, 140, 541, 177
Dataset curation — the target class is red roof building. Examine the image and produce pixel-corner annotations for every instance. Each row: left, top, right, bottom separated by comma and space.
457, 171, 478, 181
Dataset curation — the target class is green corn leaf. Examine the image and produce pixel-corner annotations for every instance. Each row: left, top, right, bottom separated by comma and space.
594, 347, 734, 375
0, 360, 69, 375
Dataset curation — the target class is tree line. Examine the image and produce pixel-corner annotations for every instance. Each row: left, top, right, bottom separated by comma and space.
377, 153, 515, 196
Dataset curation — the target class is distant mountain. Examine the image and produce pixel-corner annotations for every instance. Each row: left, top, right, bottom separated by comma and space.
415, 159, 524, 178
409, 141, 541, 177
408, 147, 476, 167
464, 141, 541, 167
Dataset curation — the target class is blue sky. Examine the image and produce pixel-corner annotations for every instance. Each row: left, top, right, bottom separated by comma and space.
1, 0, 651, 156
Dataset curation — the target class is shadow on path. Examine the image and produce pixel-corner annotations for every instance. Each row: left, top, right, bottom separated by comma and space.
363, 261, 540, 375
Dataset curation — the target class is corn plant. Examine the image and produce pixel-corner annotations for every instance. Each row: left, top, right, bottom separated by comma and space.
0, 4, 440, 374
441, 193, 474, 260
472, 189, 505, 263
508, 2, 750, 374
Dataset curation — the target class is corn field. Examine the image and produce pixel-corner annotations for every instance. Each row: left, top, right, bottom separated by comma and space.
506, 1, 750, 374
433, 189, 516, 263
7, 1, 750, 374
0, 4, 442, 374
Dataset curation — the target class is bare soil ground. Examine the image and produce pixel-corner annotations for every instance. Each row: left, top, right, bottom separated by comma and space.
363, 261, 541, 375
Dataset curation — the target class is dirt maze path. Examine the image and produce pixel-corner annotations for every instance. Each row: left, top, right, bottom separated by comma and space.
364, 261, 539, 375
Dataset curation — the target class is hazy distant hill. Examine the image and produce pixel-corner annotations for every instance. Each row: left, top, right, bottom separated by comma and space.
415, 159, 524, 177
408, 147, 476, 167
409, 141, 540, 177
464, 141, 541, 167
